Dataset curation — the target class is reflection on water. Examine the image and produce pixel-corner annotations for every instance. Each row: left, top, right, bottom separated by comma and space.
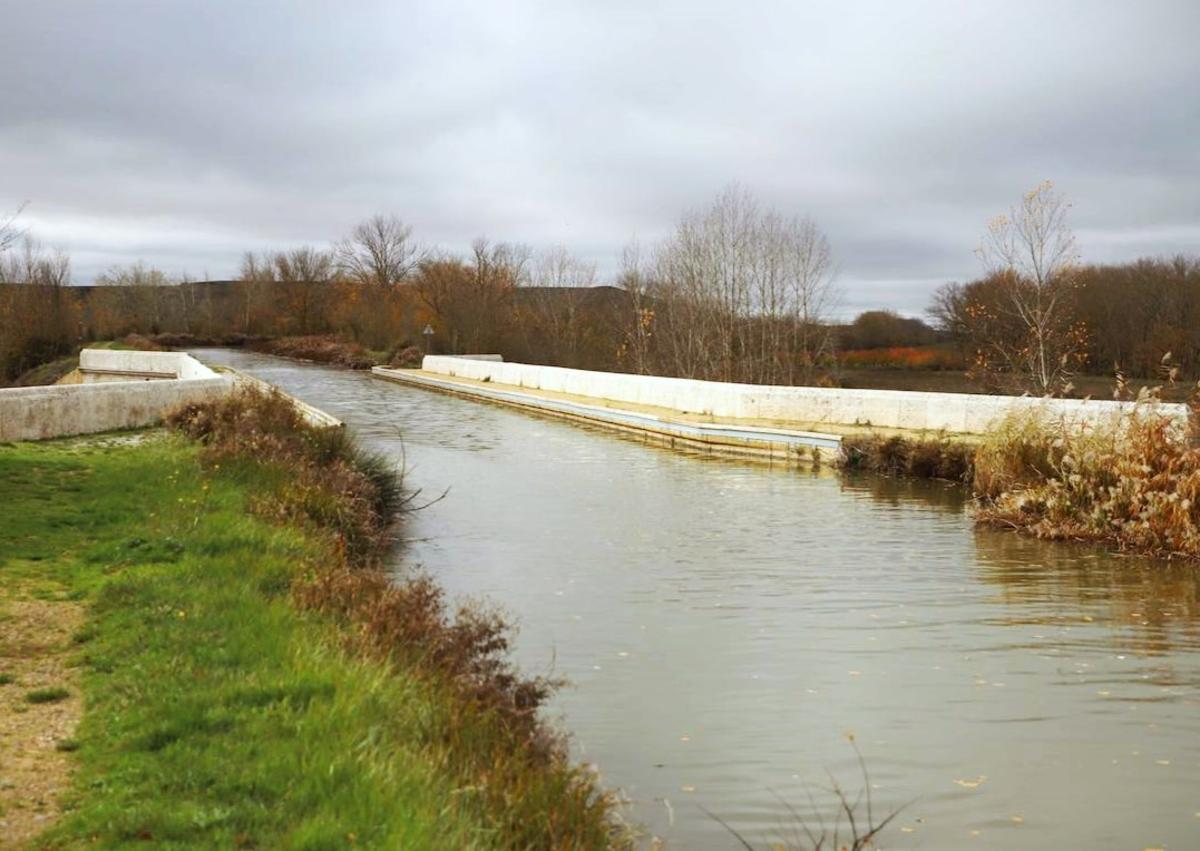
195, 350, 1200, 850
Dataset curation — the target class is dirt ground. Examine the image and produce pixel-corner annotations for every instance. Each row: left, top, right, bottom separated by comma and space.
0, 591, 84, 848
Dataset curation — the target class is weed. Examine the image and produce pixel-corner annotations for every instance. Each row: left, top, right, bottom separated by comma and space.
25, 686, 70, 704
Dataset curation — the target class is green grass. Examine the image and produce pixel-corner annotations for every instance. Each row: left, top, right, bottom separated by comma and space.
25, 686, 70, 704
0, 434, 511, 849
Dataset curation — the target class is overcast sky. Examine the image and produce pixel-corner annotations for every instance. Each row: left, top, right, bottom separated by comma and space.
2, 1, 1196, 315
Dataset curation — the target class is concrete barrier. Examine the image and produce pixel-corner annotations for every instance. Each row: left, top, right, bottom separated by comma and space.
418, 355, 1190, 435
0, 374, 231, 442
79, 348, 217, 381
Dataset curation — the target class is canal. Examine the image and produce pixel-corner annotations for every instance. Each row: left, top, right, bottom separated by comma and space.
196, 349, 1200, 850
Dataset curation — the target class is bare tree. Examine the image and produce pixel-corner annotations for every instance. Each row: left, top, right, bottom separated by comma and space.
0, 233, 76, 380
0, 202, 26, 258
336, 214, 422, 287
617, 238, 657, 374
643, 185, 840, 385
973, 181, 1086, 394
522, 246, 598, 368
413, 239, 529, 354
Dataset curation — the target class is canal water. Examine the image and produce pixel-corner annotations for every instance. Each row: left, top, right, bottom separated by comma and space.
195, 350, 1200, 850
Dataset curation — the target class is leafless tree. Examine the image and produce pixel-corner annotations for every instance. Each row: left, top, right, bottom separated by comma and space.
641, 185, 840, 385
0, 235, 70, 287
523, 246, 598, 368
0, 202, 26, 258
0, 233, 76, 380
973, 180, 1086, 394
336, 214, 423, 287
617, 238, 656, 374
414, 239, 529, 354
95, 261, 173, 333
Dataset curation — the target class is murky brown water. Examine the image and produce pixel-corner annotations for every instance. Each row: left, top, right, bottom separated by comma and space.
197, 350, 1200, 849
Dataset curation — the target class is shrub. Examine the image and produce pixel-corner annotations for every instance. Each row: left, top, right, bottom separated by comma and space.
250, 335, 380, 369
975, 400, 1200, 558
839, 434, 974, 483
390, 345, 424, 368
167, 387, 400, 564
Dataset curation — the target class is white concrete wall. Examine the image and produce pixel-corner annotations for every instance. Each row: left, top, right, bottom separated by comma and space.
421, 355, 1190, 435
0, 375, 231, 442
79, 348, 218, 380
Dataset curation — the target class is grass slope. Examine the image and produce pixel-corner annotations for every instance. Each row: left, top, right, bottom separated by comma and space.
0, 434, 502, 849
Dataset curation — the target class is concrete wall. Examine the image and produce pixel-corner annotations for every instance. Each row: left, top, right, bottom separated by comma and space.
420, 355, 1190, 435
0, 349, 350, 442
79, 348, 218, 380
0, 374, 231, 442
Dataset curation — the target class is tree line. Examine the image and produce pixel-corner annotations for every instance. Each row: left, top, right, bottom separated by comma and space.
3, 185, 1198, 394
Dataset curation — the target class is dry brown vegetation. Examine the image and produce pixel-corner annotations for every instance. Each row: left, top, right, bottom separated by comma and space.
839, 434, 975, 484
974, 397, 1200, 559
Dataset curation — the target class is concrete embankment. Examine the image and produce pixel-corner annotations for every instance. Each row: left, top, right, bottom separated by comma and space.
373, 356, 1190, 462
0, 350, 231, 442
0, 349, 341, 442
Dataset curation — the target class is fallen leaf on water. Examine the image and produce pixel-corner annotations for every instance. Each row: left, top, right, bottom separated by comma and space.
954, 775, 987, 789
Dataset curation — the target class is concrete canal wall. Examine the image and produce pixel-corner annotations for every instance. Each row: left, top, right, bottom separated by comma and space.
0, 348, 341, 442
416, 355, 1190, 436
0, 351, 231, 442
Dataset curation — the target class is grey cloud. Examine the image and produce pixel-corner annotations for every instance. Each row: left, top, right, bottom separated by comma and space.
1, 0, 1197, 315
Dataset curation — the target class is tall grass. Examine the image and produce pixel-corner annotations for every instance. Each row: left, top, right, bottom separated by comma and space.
974, 398, 1200, 559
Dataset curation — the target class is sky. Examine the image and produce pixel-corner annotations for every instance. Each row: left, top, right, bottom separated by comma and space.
1, 0, 1197, 316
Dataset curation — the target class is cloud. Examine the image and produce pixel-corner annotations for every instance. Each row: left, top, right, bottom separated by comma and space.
2, 0, 1196, 314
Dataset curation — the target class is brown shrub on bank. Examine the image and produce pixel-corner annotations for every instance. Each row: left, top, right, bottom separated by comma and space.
166, 387, 628, 848
389, 344, 424, 368
839, 434, 975, 483
976, 403, 1200, 558
250, 335, 381, 369
167, 387, 401, 563
119, 333, 165, 351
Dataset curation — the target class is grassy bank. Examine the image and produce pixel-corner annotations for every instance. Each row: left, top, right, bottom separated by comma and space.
1, 391, 624, 848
